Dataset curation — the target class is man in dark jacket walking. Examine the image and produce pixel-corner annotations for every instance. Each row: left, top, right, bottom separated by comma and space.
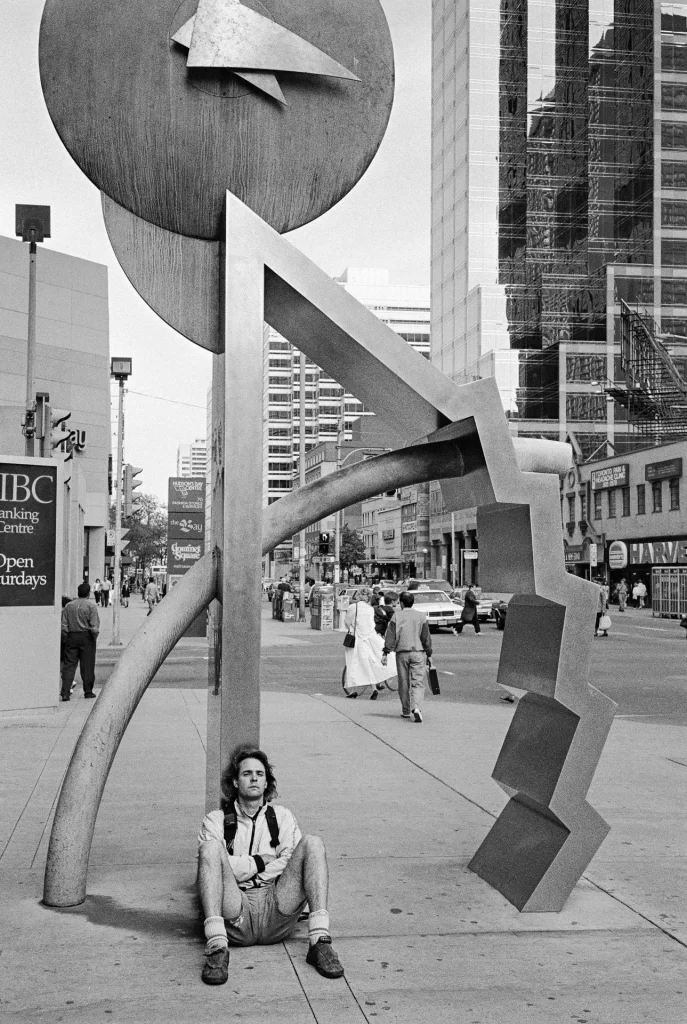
455, 585, 481, 634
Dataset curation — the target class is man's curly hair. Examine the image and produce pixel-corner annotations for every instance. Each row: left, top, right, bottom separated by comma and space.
220, 747, 278, 811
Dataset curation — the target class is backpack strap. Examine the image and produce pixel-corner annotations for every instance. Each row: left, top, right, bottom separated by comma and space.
223, 802, 280, 854
265, 803, 280, 849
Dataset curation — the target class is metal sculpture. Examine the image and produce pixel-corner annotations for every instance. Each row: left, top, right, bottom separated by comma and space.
39, 0, 616, 913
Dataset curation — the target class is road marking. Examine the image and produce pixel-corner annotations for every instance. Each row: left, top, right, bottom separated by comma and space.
442, 671, 455, 676
635, 625, 673, 632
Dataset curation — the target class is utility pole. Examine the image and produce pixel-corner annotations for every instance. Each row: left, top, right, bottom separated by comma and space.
110, 358, 132, 646
451, 511, 456, 590
333, 389, 345, 585
16, 205, 50, 456
298, 350, 306, 621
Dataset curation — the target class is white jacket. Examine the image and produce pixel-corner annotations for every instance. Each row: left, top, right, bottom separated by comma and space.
198, 802, 301, 888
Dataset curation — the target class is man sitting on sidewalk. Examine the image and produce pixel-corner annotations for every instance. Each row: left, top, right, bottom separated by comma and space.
197, 747, 344, 985
381, 590, 432, 722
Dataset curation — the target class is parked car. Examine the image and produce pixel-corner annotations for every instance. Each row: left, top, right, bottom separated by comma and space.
490, 595, 511, 630
410, 589, 461, 632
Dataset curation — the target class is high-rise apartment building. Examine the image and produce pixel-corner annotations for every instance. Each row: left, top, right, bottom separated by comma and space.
431, 0, 687, 461
263, 268, 430, 508
176, 438, 208, 478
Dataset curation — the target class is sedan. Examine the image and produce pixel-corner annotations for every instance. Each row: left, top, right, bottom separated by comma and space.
411, 589, 461, 632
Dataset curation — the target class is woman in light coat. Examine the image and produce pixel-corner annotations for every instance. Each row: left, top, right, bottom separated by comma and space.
343, 589, 397, 698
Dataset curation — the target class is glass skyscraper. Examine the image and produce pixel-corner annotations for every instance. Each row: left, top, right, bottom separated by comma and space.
432, 0, 687, 463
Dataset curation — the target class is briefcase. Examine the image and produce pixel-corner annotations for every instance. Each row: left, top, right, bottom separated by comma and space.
428, 659, 440, 695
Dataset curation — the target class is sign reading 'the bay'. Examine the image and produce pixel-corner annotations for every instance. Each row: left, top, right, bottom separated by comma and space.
0, 463, 57, 607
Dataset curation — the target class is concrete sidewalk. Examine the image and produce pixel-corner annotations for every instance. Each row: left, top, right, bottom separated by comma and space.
1, 674, 686, 1022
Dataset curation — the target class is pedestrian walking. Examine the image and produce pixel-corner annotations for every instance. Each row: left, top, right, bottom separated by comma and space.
60, 582, 99, 701
595, 584, 609, 637
617, 578, 628, 612
382, 591, 432, 722
93, 578, 101, 605
636, 580, 647, 609
374, 592, 396, 636
343, 589, 397, 698
455, 585, 481, 635
144, 576, 159, 615
120, 578, 130, 608
100, 576, 112, 607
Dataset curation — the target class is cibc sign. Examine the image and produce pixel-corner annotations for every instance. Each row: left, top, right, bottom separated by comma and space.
0, 462, 57, 606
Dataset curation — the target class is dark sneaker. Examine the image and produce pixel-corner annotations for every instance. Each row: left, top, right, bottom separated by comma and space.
306, 936, 344, 978
84, 692, 96, 699
60, 695, 70, 702
202, 945, 229, 985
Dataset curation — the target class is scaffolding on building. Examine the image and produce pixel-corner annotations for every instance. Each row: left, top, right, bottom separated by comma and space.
604, 300, 687, 444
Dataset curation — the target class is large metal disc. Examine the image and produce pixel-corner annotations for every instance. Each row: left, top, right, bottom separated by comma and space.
39, 0, 394, 239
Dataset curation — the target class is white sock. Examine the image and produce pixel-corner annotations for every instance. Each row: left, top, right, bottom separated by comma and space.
308, 909, 330, 946
204, 915, 228, 952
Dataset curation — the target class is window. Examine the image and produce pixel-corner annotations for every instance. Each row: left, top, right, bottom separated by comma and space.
614, 278, 653, 304
662, 279, 687, 305
567, 495, 576, 523
663, 43, 687, 72
670, 478, 680, 510
652, 481, 663, 513
580, 492, 588, 521
608, 489, 616, 518
594, 491, 602, 520
662, 122, 687, 150
622, 487, 631, 517
637, 484, 646, 514
662, 241, 687, 266
662, 201, 687, 227
662, 83, 687, 112
662, 162, 687, 189
269, 393, 290, 403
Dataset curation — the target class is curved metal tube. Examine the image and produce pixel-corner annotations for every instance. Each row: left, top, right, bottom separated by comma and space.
43, 433, 571, 907
43, 553, 218, 907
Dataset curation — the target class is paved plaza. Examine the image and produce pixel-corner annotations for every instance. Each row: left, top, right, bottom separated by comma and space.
1, 605, 685, 1022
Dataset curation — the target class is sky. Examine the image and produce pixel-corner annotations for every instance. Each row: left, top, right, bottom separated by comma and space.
0, 0, 432, 503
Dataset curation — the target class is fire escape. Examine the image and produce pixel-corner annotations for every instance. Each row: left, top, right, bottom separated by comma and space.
605, 300, 687, 445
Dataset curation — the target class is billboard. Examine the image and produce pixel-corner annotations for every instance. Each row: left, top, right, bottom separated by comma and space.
168, 477, 206, 513
590, 464, 629, 490
0, 463, 58, 607
168, 511, 205, 539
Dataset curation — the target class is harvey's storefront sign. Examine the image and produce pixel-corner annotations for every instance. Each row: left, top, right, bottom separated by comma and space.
609, 538, 687, 566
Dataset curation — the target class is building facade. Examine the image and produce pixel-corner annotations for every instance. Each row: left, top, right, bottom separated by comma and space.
0, 235, 110, 592
177, 438, 208, 478
562, 436, 687, 608
430, 0, 687, 583
262, 269, 430, 575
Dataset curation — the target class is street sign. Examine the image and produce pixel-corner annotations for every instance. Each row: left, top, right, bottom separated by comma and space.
463, 550, 478, 560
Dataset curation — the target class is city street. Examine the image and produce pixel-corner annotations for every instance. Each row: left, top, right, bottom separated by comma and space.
97, 602, 687, 726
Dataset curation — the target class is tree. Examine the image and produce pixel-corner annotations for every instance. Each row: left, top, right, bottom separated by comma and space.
117, 493, 168, 576
339, 523, 365, 570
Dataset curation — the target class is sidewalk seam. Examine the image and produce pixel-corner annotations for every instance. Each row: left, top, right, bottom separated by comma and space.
0, 710, 74, 866
311, 694, 496, 819
281, 942, 320, 1023
312, 696, 687, 947
584, 877, 687, 950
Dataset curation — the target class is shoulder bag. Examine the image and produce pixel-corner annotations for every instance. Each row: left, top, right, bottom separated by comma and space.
343, 602, 358, 648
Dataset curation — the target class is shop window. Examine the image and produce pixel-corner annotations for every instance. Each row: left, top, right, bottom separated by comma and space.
608, 489, 617, 518
594, 491, 602, 520
621, 487, 631, 517
652, 481, 663, 513
637, 484, 646, 515
670, 478, 680, 510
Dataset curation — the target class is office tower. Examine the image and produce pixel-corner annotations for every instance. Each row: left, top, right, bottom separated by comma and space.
431, 0, 687, 462
176, 438, 208, 478
263, 268, 430, 508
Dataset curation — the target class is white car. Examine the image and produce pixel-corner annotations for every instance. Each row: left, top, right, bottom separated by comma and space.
411, 589, 461, 632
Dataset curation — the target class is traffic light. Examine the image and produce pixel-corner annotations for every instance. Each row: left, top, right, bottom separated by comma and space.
50, 408, 72, 456
123, 464, 143, 516
318, 532, 331, 555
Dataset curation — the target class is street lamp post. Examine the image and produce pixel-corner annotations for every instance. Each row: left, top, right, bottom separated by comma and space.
16, 205, 51, 456
110, 357, 132, 647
